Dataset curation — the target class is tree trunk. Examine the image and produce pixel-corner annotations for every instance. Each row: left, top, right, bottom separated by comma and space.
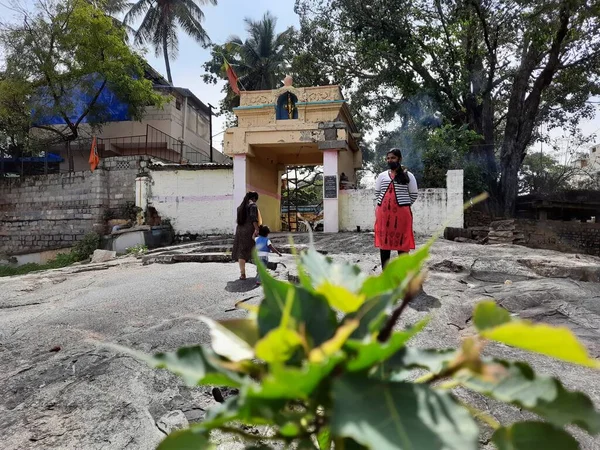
163, 35, 173, 85
67, 140, 74, 173
498, 4, 571, 217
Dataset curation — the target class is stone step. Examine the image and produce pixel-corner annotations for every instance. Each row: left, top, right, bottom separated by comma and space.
149, 253, 232, 264
144, 238, 234, 255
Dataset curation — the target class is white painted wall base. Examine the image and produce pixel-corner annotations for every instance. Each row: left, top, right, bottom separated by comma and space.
339, 170, 464, 235
149, 168, 234, 235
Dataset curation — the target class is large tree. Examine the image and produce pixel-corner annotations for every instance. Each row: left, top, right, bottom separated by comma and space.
294, 0, 600, 216
0, 0, 164, 171
202, 12, 293, 115
125, 0, 216, 84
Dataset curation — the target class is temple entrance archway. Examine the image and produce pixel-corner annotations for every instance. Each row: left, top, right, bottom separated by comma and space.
224, 81, 362, 232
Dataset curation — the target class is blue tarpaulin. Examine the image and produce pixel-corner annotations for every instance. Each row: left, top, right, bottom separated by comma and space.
32, 75, 131, 126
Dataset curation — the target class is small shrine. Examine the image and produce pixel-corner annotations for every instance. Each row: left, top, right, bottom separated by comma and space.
223, 77, 362, 232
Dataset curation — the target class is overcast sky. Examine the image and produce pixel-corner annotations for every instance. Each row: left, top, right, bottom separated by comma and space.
1, 0, 598, 156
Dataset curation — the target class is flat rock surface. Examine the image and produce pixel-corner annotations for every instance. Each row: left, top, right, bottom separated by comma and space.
1, 233, 599, 449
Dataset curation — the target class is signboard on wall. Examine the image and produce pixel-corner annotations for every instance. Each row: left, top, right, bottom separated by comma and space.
324, 175, 337, 199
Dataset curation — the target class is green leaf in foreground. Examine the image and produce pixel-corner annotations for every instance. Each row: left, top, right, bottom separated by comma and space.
256, 258, 336, 346
492, 422, 579, 450
346, 294, 394, 340
300, 247, 366, 294
248, 357, 341, 400
457, 360, 600, 434
473, 300, 511, 331
107, 344, 243, 387
359, 244, 430, 298
481, 321, 600, 368
317, 427, 331, 450
345, 319, 429, 372
199, 316, 256, 362
157, 429, 214, 450
383, 347, 458, 376
331, 375, 478, 450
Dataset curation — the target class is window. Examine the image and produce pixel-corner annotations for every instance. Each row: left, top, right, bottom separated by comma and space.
175, 99, 182, 110
187, 105, 196, 131
197, 115, 209, 139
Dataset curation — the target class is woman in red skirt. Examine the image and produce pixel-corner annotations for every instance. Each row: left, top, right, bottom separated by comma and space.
374, 148, 419, 268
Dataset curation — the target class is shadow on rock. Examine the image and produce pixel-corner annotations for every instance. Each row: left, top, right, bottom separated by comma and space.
410, 291, 442, 312
225, 280, 259, 293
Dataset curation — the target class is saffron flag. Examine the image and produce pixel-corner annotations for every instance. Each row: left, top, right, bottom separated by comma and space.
88, 136, 100, 172
224, 60, 240, 95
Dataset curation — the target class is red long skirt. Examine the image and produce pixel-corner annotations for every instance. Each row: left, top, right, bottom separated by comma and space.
374, 183, 415, 252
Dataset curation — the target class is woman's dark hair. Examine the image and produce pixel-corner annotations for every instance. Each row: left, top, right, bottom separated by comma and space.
258, 225, 270, 237
387, 148, 410, 185
237, 191, 259, 225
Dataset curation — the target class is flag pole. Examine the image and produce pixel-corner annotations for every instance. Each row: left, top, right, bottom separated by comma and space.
220, 51, 246, 92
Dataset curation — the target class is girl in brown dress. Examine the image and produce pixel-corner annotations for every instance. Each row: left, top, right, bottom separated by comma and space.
232, 191, 260, 279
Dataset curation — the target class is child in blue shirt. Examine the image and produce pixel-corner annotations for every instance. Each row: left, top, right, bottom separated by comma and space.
255, 225, 282, 285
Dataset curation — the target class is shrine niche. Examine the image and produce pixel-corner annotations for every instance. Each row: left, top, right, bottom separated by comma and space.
276, 92, 299, 120
224, 77, 362, 233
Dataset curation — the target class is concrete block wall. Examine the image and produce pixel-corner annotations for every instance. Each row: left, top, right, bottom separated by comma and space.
103, 156, 145, 211
339, 170, 464, 235
0, 156, 149, 256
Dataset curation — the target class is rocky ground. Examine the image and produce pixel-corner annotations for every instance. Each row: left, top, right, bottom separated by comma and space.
1, 233, 599, 449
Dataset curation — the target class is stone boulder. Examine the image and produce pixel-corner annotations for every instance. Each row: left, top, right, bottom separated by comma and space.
91, 249, 117, 264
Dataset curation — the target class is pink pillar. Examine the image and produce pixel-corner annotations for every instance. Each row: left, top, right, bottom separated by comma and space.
323, 149, 339, 233
232, 154, 247, 228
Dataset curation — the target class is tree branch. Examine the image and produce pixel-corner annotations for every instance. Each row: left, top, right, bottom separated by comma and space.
377, 288, 417, 343
74, 79, 108, 128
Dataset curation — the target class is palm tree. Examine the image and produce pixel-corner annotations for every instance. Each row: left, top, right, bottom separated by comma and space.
125, 0, 216, 84
226, 12, 292, 91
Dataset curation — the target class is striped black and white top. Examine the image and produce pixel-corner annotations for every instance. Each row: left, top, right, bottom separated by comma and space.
374, 170, 419, 206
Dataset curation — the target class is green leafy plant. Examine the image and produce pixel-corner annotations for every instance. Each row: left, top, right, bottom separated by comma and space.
71, 232, 101, 261
0, 232, 100, 277
115, 237, 600, 449
126, 244, 148, 256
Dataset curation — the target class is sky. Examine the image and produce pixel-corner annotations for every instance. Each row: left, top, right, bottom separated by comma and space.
1, 0, 599, 158
135, 0, 301, 151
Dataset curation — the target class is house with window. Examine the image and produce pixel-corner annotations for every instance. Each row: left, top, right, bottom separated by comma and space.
571, 144, 600, 188
6, 64, 229, 175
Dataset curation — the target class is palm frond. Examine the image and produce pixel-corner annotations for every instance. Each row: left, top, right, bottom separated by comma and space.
174, 3, 210, 46
123, 0, 152, 24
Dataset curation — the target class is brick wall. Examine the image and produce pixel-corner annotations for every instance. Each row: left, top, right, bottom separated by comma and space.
0, 156, 148, 256
515, 219, 600, 256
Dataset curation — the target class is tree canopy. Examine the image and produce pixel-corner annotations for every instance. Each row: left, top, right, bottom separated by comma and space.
202, 12, 293, 116
294, 0, 600, 215
125, 0, 216, 84
0, 0, 163, 170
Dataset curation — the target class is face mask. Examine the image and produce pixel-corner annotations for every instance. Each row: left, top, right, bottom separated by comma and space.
387, 161, 399, 170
